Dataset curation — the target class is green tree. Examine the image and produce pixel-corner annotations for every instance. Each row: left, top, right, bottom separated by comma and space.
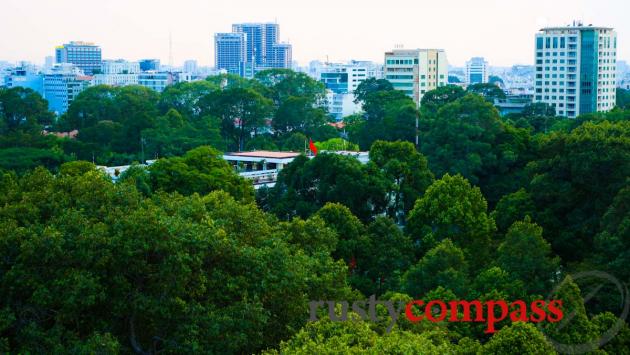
273, 96, 327, 136
491, 188, 536, 233
254, 69, 327, 107
0, 87, 54, 132
466, 83, 506, 102
402, 239, 469, 297
157, 80, 219, 119
0, 168, 352, 354
353, 78, 394, 104
483, 322, 557, 354
315, 138, 359, 152
419, 85, 466, 117
593, 185, 630, 284
264, 153, 390, 221
616, 88, 630, 109
369, 140, 434, 222
527, 120, 630, 262
406, 174, 496, 269
419, 93, 533, 204
200, 87, 272, 151
541, 276, 599, 352
497, 218, 560, 294
148, 145, 254, 202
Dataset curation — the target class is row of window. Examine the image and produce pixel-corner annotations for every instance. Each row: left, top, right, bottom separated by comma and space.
386, 59, 418, 65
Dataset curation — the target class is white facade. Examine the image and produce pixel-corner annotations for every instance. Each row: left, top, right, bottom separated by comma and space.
317, 62, 382, 120
534, 23, 617, 117
384, 49, 448, 106
184, 60, 198, 74
91, 60, 140, 87
465, 57, 489, 85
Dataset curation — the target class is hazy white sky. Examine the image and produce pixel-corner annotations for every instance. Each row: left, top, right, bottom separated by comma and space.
1, 0, 628, 67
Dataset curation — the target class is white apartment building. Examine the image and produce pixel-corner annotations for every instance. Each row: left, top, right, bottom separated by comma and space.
534, 22, 617, 117
92, 60, 140, 87
384, 49, 448, 106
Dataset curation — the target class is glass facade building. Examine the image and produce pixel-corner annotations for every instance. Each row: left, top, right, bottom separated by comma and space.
55, 41, 102, 75
215, 23, 292, 77
534, 23, 617, 117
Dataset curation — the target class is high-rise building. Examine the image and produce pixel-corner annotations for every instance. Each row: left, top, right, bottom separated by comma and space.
534, 22, 617, 117
139, 59, 161, 72
55, 41, 102, 75
465, 57, 489, 85
214, 33, 247, 75
384, 49, 448, 106
215, 23, 292, 77
264, 43, 292, 70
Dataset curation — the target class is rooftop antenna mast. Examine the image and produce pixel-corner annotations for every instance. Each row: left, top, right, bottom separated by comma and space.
168, 30, 174, 69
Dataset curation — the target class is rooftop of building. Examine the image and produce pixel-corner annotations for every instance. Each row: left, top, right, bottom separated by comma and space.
225, 151, 302, 159
539, 21, 613, 32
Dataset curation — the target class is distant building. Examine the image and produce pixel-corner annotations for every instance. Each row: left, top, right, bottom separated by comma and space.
534, 22, 617, 117
215, 22, 293, 77
318, 62, 377, 120
465, 57, 489, 85
494, 94, 534, 116
4, 65, 44, 94
43, 64, 91, 114
139, 59, 161, 72
91, 60, 140, 87
55, 41, 102, 75
183, 60, 198, 74
384, 48, 448, 106
138, 71, 172, 92
214, 32, 247, 75
44, 56, 54, 71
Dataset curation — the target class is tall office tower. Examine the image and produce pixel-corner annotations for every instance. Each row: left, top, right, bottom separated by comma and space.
465, 57, 489, 85
534, 22, 617, 118
214, 32, 247, 75
384, 49, 448, 106
216, 23, 292, 76
55, 41, 102, 75
184, 59, 198, 74
139, 59, 161, 72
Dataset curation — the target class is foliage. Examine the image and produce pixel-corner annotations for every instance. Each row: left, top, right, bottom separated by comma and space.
148, 146, 254, 202
406, 173, 496, 269
315, 138, 359, 152
369, 140, 434, 222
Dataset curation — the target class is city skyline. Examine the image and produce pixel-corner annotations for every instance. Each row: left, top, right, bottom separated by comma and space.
0, 0, 628, 68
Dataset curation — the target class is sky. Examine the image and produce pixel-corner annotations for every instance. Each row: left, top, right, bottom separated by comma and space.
1, 0, 628, 68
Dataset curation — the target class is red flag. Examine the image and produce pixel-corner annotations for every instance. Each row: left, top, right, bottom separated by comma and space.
308, 138, 318, 156
349, 256, 357, 271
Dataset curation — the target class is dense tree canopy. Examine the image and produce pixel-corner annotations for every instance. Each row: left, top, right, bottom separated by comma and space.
1, 71, 630, 353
